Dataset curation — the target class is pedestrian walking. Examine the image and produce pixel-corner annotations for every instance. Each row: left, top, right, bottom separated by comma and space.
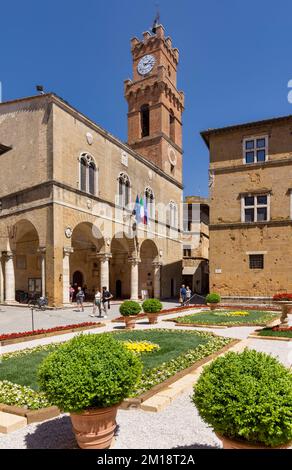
185, 286, 192, 306
69, 285, 75, 303
179, 284, 187, 306
90, 289, 102, 317
76, 286, 85, 312
101, 286, 113, 318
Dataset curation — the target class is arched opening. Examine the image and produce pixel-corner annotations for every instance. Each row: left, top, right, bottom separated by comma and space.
118, 173, 130, 207
13, 220, 41, 302
145, 187, 155, 219
116, 279, 122, 299
79, 153, 97, 195
169, 109, 175, 142
110, 234, 133, 298
139, 239, 159, 299
140, 104, 150, 137
73, 270, 83, 287
71, 222, 104, 301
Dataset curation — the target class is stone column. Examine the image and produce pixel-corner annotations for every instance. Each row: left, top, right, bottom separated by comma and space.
153, 261, 162, 299
37, 247, 46, 297
63, 247, 74, 304
4, 251, 15, 303
128, 256, 140, 300
97, 253, 112, 291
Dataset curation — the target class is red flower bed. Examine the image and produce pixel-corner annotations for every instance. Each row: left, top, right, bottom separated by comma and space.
0, 322, 98, 341
273, 293, 292, 301
272, 326, 292, 332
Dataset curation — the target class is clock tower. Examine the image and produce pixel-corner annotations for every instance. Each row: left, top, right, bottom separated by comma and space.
124, 24, 184, 183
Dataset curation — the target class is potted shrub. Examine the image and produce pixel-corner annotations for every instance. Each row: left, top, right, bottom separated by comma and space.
38, 333, 143, 449
142, 298, 163, 324
206, 292, 221, 311
193, 349, 292, 449
119, 300, 142, 329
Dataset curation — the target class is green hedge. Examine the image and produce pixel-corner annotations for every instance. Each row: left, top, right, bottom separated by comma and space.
193, 349, 292, 447
119, 300, 142, 317
38, 333, 143, 412
142, 299, 163, 313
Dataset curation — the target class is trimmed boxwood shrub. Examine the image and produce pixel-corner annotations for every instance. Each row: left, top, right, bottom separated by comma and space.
193, 349, 292, 447
142, 299, 163, 313
206, 293, 221, 304
119, 300, 142, 317
38, 333, 143, 412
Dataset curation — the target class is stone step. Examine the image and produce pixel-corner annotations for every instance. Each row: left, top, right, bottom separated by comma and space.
0, 411, 27, 434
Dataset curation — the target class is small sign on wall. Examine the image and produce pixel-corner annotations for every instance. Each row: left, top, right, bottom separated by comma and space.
215, 268, 222, 274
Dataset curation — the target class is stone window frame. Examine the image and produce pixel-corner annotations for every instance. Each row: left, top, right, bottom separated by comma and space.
145, 186, 155, 219
248, 253, 265, 269
241, 193, 270, 223
242, 135, 268, 164
78, 152, 98, 196
117, 172, 131, 208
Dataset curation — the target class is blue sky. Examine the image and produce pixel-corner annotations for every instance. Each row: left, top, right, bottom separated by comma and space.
1, 0, 292, 197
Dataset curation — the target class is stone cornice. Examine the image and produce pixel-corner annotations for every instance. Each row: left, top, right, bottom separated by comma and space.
210, 219, 292, 230
210, 156, 292, 174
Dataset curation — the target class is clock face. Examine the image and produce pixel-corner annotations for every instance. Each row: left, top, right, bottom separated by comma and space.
137, 55, 155, 76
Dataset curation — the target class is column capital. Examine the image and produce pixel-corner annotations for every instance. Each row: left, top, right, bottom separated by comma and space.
128, 255, 141, 266
152, 261, 162, 268
3, 251, 14, 260
63, 247, 74, 256
37, 247, 46, 256
96, 252, 112, 261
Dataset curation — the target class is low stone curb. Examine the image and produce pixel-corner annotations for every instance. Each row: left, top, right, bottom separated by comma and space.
0, 323, 105, 346
0, 404, 60, 426
120, 338, 240, 411
248, 333, 292, 341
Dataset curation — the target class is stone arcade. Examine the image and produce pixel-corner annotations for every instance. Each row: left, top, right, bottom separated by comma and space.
0, 24, 185, 306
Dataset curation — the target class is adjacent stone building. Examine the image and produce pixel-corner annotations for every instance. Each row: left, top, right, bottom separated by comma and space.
202, 114, 292, 299
182, 196, 209, 294
0, 24, 184, 306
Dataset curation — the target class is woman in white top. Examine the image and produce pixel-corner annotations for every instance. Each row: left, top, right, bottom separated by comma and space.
90, 290, 102, 317
185, 286, 192, 306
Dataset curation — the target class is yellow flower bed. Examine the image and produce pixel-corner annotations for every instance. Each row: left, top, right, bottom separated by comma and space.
225, 311, 250, 317
123, 340, 160, 354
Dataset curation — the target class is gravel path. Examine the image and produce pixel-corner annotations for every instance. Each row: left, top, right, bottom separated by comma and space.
0, 387, 221, 449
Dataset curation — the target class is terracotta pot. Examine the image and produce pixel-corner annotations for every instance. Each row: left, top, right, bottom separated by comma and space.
215, 432, 291, 449
124, 315, 137, 329
207, 303, 218, 311
70, 405, 119, 449
147, 312, 159, 324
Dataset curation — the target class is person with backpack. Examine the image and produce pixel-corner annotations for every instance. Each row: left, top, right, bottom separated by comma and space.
102, 286, 113, 318
90, 289, 102, 317
76, 286, 85, 312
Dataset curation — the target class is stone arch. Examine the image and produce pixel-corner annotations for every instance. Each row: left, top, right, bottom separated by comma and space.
11, 219, 42, 302
139, 239, 159, 298
110, 232, 135, 299
70, 221, 105, 300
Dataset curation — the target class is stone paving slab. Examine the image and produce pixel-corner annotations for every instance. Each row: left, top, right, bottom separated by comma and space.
0, 412, 27, 434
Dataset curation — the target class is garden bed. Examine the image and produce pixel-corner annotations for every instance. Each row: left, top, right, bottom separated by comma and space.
250, 326, 292, 341
168, 310, 279, 327
0, 322, 105, 346
0, 329, 233, 411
